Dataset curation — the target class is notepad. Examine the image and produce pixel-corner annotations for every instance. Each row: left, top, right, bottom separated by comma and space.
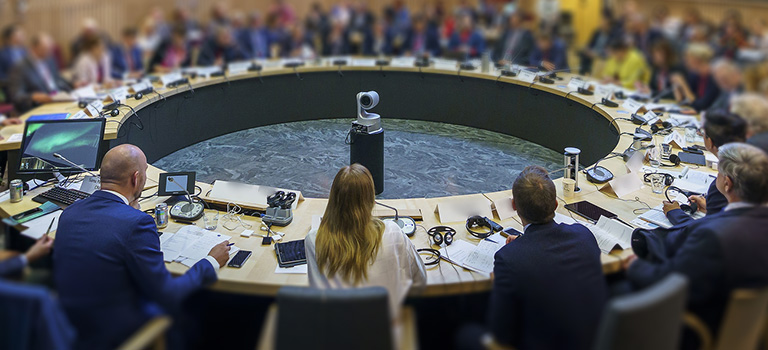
637, 205, 673, 229
583, 216, 634, 254
160, 226, 231, 263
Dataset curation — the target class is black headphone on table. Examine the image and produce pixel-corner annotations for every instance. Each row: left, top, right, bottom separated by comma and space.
465, 216, 494, 239
416, 248, 442, 266
428, 226, 456, 246
643, 172, 675, 186
660, 154, 682, 167
665, 186, 699, 214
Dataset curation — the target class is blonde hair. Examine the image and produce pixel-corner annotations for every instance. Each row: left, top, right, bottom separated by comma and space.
315, 164, 384, 285
686, 43, 714, 63
731, 93, 768, 135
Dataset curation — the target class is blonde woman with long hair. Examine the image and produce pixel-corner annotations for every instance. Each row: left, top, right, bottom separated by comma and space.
305, 164, 427, 322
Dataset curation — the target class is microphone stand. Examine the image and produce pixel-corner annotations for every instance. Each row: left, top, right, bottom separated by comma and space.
375, 201, 416, 237
52, 153, 99, 178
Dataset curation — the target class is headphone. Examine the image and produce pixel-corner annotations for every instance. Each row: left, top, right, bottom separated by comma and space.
660, 154, 682, 167
665, 186, 699, 214
465, 216, 493, 239
643, 173, 675, 186
428, 226, 456, 246
267, 191, 296, 209
416, 248, 441, 265
651, 121, 673, 134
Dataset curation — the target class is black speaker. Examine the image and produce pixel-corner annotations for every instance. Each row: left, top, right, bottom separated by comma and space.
350, 129, 384, 194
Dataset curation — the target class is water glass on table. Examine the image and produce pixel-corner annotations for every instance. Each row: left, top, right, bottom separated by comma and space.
650, 173, 666, 194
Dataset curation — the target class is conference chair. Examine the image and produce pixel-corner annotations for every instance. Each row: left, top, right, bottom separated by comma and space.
258, 286, 419, 350
592, 273, 689, 350
684, 286, 768, 350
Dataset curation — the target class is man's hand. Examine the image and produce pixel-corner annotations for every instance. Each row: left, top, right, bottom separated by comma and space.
541, 60, 555, 71
662, 200, 681, 214
31, 92, 53, 104
1, 118, 22, 126
689, 195, 707, 213
25, 235, 54, 263
622, 254, 638, 271
506, 234, 520, 244
208, 241, 231, 267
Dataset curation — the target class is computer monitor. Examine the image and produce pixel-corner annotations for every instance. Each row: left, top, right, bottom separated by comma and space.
18, 119, 106, 175
158, 172, 196, 196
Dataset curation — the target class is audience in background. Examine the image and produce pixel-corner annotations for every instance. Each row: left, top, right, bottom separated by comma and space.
644, 40, 682, 98
404, 15, 441, 58
148, 26, 191, 73
0, 25, 26, 81
458, 166, 606, 350
663, 111, 746, 225
627, 143, 768, 343
238, 12, 271, 59
197, 26, 246, 67
72, 37, 113, 88
731, 93, 768, 138
672, 44, 721, 112
494, 11, 534, 66
626, 14, 662, 61
448, 14, 485, 59
710, 59, 744, 112
600, 39, 650, 89
8, 34, 70, 113
305, 164, 426, 324
110, 28, 144, 80
578, 14, 620, 75
530, 32, 568, 71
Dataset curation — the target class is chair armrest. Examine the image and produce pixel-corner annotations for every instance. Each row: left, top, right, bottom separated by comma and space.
117, 315, 172, 350
683, 312, 713, 350
257, 304, 278, 350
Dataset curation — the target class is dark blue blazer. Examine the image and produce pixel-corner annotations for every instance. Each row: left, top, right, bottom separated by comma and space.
0, 280, 76, 350
530, 39, 569, 71
488, 221, 607, 350
492, 28, 534, 64
402, 27, 442, 57
628, 206, 768, 334
686, 71, 721, 112
196, 39, 248, 67
109, 45, 143, 79
53, 191, 217, 349
237, 28, 272, 59
0, 46, 26, 81
448, 30, 486, 58
0, 255, 25, 277
666, 180, 727, 225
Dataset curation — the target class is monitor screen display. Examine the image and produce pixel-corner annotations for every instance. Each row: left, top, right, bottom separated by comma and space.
158, 172, 196, 196
18, 119, 106, 174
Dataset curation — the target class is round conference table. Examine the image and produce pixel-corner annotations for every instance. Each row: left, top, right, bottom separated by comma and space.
0, 59, 712, 297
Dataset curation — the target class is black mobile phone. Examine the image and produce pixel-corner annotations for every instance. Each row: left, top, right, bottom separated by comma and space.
501, 227, 523, 238
228, 250, 252, 268
564, 201, 617, 223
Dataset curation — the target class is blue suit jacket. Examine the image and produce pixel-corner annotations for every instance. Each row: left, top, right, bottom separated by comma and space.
530, 39, 569, 71
53, 191, 217, 349
488, 221, 607, 350
0, 255, 25, 277
666, 180, 727, 225
686, 71, 721, 112
237, 28, 272, 59
448, 30, 486, 58
110, 45, 143, 79
0, 280, 76, 350
629, 206, 768, 334
0, 46, 26, 81
402, 27, 442, 57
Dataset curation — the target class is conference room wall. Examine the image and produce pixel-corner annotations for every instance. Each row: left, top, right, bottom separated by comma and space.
609, 0, 768, 26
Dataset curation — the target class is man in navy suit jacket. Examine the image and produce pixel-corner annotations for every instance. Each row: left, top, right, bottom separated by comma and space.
628, 143, 768, 337
403, 16, 441, 58
530, 33, 569, 72
237, 12, 271, 59
664, 111, 746, 225
53, 144, 230, 349
448, 14, 486, 59
459, 166, 607, 350
110, 28, 143, 80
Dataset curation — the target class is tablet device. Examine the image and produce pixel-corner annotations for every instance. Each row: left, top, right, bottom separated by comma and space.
677, 152, 706, 166
564, 201, 617, 223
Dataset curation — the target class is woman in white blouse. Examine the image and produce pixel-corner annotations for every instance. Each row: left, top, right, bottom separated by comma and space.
305, 164, 427, 323
72, 37, 114, 88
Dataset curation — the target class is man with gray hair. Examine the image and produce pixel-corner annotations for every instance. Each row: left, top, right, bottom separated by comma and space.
626, 143, 768, 339
731, 93, 768, 138
708, 58, 743, 112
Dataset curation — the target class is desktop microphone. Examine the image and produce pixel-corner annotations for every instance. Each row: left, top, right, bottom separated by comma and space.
168, 176, 205, 221
52, 153, 99, 177
375, 201, 416, 237
601, 98, 619, 108
168, 177, 194, 211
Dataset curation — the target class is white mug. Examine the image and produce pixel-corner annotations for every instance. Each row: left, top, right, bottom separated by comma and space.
563, 178, 577, 198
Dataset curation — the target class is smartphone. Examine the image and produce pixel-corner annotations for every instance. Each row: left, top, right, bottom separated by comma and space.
228, 250, 252, 268
501, 227, 523, 238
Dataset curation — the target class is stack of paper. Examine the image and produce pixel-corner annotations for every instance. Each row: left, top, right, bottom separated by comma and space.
582, 216, 634, 254
159, 226, 236, 267
637, 205, 673, 229
437, 233, 506, 276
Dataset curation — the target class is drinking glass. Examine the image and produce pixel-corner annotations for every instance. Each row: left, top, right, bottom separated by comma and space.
650, 173, 665, 194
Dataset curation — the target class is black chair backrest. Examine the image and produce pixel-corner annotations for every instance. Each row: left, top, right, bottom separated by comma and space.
276, 286, 392, 350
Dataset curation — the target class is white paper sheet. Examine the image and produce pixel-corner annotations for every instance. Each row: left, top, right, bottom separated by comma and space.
274, 264, 308, 274
584, 216, 634, 254
637, 205, 673, 229
438, 240, 475, 266
20, 211, 62, 239
462, 233, 505, 275
7, 133, 22, 142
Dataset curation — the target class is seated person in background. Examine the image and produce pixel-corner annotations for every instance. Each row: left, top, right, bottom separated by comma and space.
448, 13, 485, 59
323, 19, 349, 56
672, 43, 721, 112
0, 25, 27, 81
0, 235, 53, 278
282, 24, 315, 59
362, 19, 393, 57
730, 93, 768, 139
148, 26, 191, 73
493, 11, 534, 66
627, 143, 768, 339
578, 14, 620, 75
748, 18, 768, 51
110, 27, 143, 80
529, 33, 569, 72
197, 26, 247, 67
626, 14, 663, 61
459, 166, 607, 350
748, 132, 768, 154
600, 39, 650, 90
54, 144, 231, 349
72, 36, 114, 88
305, 164, 426, 323
644, 40, 683, 99
8, 33, 71, 113
238, 12, 271, 59
663, 111, 746, 225
708, 59, 743, 113
403, 15, 441, 58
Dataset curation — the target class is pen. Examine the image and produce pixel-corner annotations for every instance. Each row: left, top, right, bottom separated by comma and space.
484, 238, 498, 244
227, 242, 235, 246
45, 217, 56, 236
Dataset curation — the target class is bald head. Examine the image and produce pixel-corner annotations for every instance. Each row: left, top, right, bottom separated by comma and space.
101, 144, 147, 185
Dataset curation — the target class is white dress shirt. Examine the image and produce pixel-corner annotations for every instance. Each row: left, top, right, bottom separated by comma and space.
305, 220, 427, 321
100, 190, 220, 273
